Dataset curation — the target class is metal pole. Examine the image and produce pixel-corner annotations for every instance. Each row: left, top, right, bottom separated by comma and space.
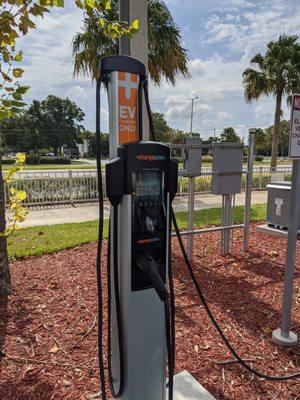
119, 0, 131, 55
69, 169, 73, 205
243, 128, 255, 252
189, 96, 198, 135
187, 176, 195, 261
272, 159, 300, 346
119, 0, 149, 140
222, 194, 232, 255
190, 99, 194, 134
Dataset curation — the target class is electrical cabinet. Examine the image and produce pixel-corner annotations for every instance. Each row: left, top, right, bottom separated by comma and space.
266, 181, 300, 229
181, 137, 202, 175
211, 142, 243, 195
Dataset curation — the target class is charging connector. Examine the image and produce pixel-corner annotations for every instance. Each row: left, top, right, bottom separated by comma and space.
135, 252, 168, 301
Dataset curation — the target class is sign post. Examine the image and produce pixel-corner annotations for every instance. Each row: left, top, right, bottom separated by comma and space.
272, 94, 300, 347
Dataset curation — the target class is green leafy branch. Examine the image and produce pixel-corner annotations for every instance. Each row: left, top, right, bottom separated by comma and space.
2, 152, 27, 237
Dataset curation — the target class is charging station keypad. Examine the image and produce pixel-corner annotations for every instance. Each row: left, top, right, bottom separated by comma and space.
132, 170, 167, 290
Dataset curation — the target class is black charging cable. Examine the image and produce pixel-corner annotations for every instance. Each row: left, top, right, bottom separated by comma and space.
143, 78, 156, 141
96, 75, 125, 400
107, 206, 125, 398
171, 207, 300, 381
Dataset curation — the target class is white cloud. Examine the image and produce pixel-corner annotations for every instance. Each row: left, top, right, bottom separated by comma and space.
150, 54, 247, 136
67, 85, 88, 100
205, 0, 300, 58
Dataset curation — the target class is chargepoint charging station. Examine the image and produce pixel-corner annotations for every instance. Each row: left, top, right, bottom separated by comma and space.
95, 56, 300, 400
96, 55, 179, 400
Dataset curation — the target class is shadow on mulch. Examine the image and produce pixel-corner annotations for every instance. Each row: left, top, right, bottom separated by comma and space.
0, 291, 39, 398
0, 379, 54, 400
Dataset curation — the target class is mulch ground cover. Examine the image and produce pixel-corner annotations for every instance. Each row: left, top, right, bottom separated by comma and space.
0, 223, 300, 400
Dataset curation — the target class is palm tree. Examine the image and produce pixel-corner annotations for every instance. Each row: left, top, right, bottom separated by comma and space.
243, 35, 300, 169
72, 0, 189, 85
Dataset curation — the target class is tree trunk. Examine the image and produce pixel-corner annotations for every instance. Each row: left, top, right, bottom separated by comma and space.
0, 160, 11, 296
270, 90, 282, 170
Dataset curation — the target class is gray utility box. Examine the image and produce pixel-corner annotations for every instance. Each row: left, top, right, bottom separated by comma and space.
266, 181, 300, 229
211, 142, 243, 195
181, 137, 202, 176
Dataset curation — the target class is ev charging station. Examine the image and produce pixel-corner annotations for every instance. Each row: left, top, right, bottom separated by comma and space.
95, 57, 300, 400
99, 55, 177, 400
96, 55, 216, 400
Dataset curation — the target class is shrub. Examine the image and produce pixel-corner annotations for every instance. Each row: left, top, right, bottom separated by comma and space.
255, 155, 264, 162
2, 159, 15, 165
26, 154, 40, 164
39, 156, 71, 165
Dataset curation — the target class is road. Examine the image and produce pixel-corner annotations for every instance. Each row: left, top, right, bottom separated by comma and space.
16, 191, 268, 228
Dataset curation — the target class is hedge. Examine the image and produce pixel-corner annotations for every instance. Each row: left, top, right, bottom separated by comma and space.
2, 159, 15, 165
25, 155, 71, 165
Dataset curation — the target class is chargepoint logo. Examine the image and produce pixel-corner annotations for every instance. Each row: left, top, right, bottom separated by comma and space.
137, 238, 160, 244
136, 154, 165, 162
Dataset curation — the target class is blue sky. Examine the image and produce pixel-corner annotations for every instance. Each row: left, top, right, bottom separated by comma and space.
18, 0, 300, 141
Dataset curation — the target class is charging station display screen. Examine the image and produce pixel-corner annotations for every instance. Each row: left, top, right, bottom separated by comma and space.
132, 171, 165, 234
135, 171, 161, 201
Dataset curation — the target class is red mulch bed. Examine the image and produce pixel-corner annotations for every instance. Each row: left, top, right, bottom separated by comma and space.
1, 224, 300, 400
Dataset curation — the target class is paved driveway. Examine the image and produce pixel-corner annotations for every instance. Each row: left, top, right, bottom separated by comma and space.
15, 191, 267, 228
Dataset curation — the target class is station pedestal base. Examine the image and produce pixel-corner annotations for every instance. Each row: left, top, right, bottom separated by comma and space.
168, 370, 215, 400
272, 328, 298, 347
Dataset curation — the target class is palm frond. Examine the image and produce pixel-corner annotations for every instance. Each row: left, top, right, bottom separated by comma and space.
71, 0, 189, 85
242, 68, 270, 102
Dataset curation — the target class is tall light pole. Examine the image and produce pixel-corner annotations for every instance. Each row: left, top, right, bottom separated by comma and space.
188, 96, 198, 135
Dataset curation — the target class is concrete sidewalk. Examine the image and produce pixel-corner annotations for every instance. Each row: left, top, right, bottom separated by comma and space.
16, 191, 268, 228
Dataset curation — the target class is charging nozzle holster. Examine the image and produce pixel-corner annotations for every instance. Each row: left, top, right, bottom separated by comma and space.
106, 158, 125, 206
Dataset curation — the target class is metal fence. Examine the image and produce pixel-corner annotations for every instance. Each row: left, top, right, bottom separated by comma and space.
177, 166, 293, 196
7, 166, 293, 207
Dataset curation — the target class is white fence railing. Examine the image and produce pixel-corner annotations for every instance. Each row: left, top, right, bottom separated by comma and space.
8, 166, 293, 207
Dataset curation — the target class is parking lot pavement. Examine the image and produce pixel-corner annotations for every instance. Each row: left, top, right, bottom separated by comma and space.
16, 191, 267, 228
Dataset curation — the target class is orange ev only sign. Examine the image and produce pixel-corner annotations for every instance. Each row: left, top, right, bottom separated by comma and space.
118, 71, 139, 144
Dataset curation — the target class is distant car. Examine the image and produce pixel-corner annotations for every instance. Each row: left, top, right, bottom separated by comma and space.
45, 152, 55, 156
5, 152, 16, 159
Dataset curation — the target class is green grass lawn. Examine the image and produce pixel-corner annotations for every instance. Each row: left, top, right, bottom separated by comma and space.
2, 159, 292, 172
8, 204, 267, 259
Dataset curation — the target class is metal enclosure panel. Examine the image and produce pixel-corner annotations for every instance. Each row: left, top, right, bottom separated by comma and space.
211, 142, 243, 195
266, 181, 300, 228
183, 137, 202, 176
113, 195, 166, 400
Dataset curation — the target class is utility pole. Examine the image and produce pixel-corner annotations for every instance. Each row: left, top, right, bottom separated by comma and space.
213, 128, 216, 139
119, 0, 149, 139
188, 96, 198, 136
